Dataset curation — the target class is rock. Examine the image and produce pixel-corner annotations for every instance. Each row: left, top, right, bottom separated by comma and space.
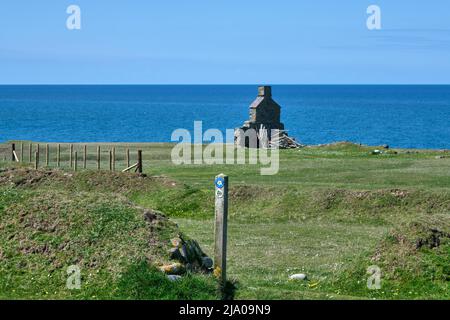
170, 237, 181, 248
144, 210, 158, 223
180, 244, 189, 261
169, 247, 185, 262
289, 273, 307, 281
371, 150, 382, 155
201, 257, 213, 269
159, 263, 185, 275
166, 275, 182, 282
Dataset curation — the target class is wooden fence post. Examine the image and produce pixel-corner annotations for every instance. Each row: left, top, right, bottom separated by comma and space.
35, 151, 39, 170
137, 150, 143, 174
214, 174, 228, 286
74, 151, 78, 171
21, 143, 24, 162
109, 150, 113, 171
37, 144, 40, 162
97, 146, 101, 170
29, 144, 32, 163
46, 144, 49, 167
126, 148, 130, 168
112, 147, 116, 171
11, 143, 15, 162
83, 145, 87, 169
69, 144, 73, 168
57, 144, 61, 167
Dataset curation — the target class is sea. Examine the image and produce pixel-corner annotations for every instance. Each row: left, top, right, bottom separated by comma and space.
0, 85, 449, 149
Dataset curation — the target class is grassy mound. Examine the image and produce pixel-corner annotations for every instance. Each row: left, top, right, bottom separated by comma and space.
0, 168, 218, 300
132, 182, 450, 225
330, 215, 450, 299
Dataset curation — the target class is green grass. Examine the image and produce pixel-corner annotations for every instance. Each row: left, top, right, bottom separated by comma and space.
1, 141, 449, 299
0, 168, 219, 300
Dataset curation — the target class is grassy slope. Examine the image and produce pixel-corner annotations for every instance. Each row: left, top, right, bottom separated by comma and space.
0, 168, 218, 300
1, 141, 449, 299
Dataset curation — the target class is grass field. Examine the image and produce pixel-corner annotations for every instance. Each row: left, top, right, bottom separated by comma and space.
1, 141, 449, 299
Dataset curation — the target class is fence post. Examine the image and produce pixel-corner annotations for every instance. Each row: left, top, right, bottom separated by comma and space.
112, 147, 116, 171
126, 148, 130, 168
69, 144, 73, 168
97, 146, 101, 170
74, 151, 78, 171
83, 145, 87, 169
46, 144, 49, 167
214, 174, 228, 286
29, 144, 32, 163
137, 150, 143, 174
109, 150, 113, 171
37, 144, 40, 163
35, 151, 39, 170
11, 143, 15, 162
21, 143, 24, 162
57, 144, 61, 167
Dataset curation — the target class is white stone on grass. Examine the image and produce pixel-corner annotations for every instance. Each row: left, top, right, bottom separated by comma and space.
167, 275, 182, 282
289, 274, 307, 281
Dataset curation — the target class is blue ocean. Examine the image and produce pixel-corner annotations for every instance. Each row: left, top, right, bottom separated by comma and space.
0, 85, 449, 149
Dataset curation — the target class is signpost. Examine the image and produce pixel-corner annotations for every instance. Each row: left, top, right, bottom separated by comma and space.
214, 174, 228, 286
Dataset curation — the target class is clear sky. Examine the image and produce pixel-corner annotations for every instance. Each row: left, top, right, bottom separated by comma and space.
1, 0, 450, 84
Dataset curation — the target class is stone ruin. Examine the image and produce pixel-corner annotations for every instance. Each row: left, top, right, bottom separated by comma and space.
235, 86, 302, 149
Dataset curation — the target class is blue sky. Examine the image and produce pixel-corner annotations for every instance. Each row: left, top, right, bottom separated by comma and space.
1, 1, 450, 84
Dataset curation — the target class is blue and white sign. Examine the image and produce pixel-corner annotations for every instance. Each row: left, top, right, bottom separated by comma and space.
215, 177, 225, 189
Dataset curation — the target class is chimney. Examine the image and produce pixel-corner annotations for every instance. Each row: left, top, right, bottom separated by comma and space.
258, 86, 272, 98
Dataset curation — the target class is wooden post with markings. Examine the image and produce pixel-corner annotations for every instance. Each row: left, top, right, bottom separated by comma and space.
214, 174, 228, 286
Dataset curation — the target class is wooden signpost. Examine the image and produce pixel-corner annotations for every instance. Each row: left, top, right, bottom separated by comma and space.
214, 173, 228, 286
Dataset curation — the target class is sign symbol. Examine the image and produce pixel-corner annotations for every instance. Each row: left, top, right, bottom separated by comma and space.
215, 177, 224, 189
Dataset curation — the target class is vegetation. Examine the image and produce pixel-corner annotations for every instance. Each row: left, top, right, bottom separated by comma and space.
0, 141, 449, 299
0, 167, 218, 300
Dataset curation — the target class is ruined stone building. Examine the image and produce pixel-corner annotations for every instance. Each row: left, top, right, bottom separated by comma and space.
235, 86, 300, 148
